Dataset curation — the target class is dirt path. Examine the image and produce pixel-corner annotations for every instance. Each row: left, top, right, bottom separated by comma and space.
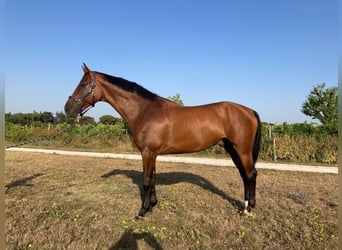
6, 147, 338, 174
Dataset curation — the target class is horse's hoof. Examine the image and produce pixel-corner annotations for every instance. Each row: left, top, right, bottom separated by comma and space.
242, 210, 253, 217
134, 215, 145, 220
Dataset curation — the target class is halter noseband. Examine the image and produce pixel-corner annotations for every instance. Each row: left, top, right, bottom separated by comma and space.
68, 71, 97, 116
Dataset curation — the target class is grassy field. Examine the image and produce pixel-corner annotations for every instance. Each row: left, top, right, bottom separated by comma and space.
5, 151, 338, 249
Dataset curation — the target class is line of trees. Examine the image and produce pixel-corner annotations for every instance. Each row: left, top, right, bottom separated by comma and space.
4, 111, 333, 137
5, 111, 96, 126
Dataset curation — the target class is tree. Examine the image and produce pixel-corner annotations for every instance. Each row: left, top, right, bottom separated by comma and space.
301, 83, 337, 134
167, 93, 184, 105
99, 115, 118, 125
6, 112, 36, 125
55, 112, 66, 124
117, 118, 132, 136
78, 116, 96, 125
39, 112, 55, 123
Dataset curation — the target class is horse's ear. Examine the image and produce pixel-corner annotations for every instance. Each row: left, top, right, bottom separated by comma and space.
82, 63, 90, 74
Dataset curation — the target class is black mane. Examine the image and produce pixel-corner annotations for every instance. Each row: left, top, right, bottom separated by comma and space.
102, 73, 158, 100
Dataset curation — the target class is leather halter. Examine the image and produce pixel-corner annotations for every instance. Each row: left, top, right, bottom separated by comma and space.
68, 71, 97, 116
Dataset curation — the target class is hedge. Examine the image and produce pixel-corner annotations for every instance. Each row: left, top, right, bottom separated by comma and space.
5, 122, 337, 165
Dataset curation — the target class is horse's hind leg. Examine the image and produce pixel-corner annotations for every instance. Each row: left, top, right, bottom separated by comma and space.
240, 155, 257, 213
223, 138, 257, 214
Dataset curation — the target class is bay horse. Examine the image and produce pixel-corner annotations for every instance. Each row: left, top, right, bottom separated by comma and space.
64, 64, 261, 218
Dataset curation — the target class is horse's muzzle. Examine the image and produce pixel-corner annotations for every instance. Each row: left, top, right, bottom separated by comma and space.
64, 97, 82, 117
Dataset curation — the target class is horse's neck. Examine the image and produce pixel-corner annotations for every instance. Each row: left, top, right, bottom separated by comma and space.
100, 80, 154, 124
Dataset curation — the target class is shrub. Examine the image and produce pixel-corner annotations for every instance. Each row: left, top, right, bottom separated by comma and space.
260, 135, 337, 164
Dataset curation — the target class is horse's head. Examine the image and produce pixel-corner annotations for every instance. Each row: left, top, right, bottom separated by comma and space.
64, 63, 99, 117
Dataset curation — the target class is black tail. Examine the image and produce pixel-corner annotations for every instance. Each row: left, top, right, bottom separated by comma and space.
252, 111, 261, 163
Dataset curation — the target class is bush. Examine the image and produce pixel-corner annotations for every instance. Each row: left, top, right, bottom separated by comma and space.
315, 136, 338, 164
260, 135, 337, 164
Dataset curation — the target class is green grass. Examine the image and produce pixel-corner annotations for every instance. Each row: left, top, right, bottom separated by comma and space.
5, 151, 337, 249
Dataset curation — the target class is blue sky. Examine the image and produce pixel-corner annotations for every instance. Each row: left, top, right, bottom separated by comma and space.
5, 0, 337, 123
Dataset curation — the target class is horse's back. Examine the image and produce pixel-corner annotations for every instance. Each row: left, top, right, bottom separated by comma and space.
137, 100, 258, 154
170, 101, 259, 146
169, 101, 256, 122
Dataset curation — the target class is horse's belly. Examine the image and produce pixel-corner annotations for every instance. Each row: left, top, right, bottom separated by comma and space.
161, 126, 223, 154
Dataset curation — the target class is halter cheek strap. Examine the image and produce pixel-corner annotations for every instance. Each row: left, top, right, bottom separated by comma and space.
90, 71, 97, 107
80, 71, 97, 116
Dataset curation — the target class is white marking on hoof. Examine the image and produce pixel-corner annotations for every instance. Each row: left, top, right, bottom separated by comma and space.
243, 209, 253, 216
134, 215, 145, 220
243, 200, 252, 216
244, 200, 249, 210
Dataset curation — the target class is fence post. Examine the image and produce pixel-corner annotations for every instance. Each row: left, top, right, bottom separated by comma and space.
269, 124, 277, 161
273, 137, 277, 161
268, 125, 272, 138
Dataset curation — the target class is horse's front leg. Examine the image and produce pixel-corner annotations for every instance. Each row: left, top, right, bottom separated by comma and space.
150, 170, 157, 207
136, 151, 157, 219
